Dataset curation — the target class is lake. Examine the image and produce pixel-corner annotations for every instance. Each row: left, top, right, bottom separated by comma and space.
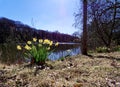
48, 43, 81, 60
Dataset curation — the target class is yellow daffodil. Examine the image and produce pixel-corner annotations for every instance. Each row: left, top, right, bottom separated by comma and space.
17, 45, 22, 50
47, 47, 50, 50
55, 42, 59, 46
27, 41, 32, 45
43, 39, 51, 44
24, 44, 31, 50
39, 39, 43, 43
17, 38, 58, 64
49, 41, 53, 46
33, 38, 37, 42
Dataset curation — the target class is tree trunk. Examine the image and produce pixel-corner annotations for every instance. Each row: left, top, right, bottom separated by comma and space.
82, 0, 88, 55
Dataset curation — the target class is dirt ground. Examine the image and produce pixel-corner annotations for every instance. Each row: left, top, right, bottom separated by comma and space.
0, 52, 120, 87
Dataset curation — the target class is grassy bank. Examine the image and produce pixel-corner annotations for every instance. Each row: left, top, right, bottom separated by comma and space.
0, 52, 120, 87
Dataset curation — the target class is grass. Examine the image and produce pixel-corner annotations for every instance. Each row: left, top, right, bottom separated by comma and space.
0, 52, 120, 87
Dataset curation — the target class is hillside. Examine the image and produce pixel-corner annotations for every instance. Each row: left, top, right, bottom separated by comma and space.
0, 17, 78, 43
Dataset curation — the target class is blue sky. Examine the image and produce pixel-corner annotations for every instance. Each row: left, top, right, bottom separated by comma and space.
0, 0, 80, 35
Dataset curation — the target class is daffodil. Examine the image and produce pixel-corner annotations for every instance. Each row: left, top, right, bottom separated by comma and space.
33, 38, 37, 42
49, 41, 53, 46
24, 44, 31, 50
43, 39, 51, 44
17, 45, 22, 50
55, 42, 59, 46
17, 38, 58, 65
47, 47, 50, 50
27, 41, 32, 45
39, 39, 43, 43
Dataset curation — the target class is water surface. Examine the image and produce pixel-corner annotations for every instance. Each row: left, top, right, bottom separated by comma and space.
48, 46, 81, 60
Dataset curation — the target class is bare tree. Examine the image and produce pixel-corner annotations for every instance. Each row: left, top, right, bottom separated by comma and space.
74, 0, 120, 51
88, 0, 120, 48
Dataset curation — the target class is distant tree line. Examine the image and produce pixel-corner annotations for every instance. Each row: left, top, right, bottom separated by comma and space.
0, 17, 79, 44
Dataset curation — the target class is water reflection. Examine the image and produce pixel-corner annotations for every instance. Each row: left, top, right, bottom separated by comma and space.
48, 46, 81, 60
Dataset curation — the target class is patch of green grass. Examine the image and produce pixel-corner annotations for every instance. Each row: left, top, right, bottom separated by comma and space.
58, 57, 65, 61
113, 45, 120, 52
88, 50, 94, 54
96, 47, 109, 53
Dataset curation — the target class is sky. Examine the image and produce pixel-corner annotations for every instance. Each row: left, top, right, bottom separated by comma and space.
0, 0, 80, 35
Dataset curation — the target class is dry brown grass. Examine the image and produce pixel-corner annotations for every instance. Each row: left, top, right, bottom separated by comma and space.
0, 52, 120, 87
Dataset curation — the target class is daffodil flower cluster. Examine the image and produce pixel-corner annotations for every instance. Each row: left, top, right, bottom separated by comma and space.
17, 38, 59, 65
